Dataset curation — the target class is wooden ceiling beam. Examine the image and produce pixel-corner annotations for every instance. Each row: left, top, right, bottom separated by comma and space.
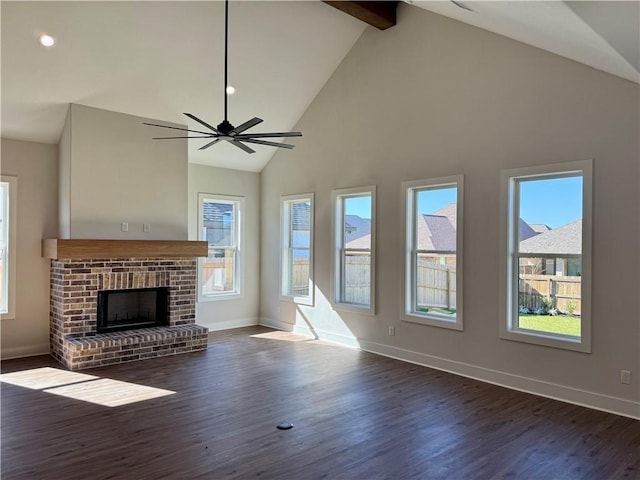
323, 1, 398, 31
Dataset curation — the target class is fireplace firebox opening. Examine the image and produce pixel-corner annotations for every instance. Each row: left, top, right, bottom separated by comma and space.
97, 287, 169, 333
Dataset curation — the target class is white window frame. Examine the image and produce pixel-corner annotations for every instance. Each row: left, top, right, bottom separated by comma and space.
499, 160, 592, 353
401, 175, 464, 331
197, 193, 244, 302
0, 176, 17, 319
280, 193, 314, 305
331, 185, 376, 315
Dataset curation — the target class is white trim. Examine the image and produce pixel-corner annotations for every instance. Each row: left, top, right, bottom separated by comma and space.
499, 160, 592, 353
258, 317, 361, 349
279, 193, 314, 306
1, 344, 50, 360
205, 317, 258, 333
197, 193, 245, 302
331, 185, 376, 315
400, 175, 464, 331
0, 176, 17, 320
359, 339, 639, 420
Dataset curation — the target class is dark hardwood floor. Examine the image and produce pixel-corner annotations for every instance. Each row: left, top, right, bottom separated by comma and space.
2, 326, 639, 479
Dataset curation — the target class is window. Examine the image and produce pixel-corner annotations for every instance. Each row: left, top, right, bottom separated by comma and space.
500, 160, 592, 352
401, 176, 463, 330
280, 193, 314, 304
198, 193, 243, 300
332, 186, 376, 314
0, 176, 17, 319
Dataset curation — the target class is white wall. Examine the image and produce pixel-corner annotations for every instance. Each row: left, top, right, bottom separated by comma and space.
260, 5, 639, 417
189, 164, 260, 331
62, 104, 188, 240
1, 139, 58, 358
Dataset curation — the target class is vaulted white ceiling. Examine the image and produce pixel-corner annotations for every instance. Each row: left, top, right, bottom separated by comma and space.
2, 1, 638, 172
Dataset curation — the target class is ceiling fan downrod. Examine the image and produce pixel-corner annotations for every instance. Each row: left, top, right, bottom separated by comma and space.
143, 0, 302, 154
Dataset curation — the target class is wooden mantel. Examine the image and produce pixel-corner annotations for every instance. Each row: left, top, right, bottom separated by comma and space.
42, 239, 208, 259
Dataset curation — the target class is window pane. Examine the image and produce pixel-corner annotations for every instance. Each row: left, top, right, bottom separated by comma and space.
291, 201, 311, 248
202, 248, 235, 294
290, 248, 310, 296
344, 196, 371, 249
281, 195, 313, 301
412, 185, 457, 318
343, 251, 370, 305
516, 175, 582, 337
203, 201, 234, 247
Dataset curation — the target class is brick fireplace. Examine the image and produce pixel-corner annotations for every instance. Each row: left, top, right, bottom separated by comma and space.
44, 240, 209, 370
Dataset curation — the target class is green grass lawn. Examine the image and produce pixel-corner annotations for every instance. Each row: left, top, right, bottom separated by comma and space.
518, 314, 581, 337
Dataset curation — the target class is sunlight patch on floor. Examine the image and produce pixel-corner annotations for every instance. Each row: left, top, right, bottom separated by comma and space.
1, 367, 176, 407
44, 378, 175, 407
250, 330, 352, 348
251, 331, 316, 342
0, 367, 97, 389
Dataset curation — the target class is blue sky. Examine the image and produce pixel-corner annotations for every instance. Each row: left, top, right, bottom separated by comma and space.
519, 176, 582, 228
345, 175, 582, 229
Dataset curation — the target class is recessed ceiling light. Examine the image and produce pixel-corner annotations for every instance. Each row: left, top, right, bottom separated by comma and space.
226, 85, 236, 95
39, 34, 55, 47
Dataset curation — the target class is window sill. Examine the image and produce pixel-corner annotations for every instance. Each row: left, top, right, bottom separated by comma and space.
333, 302, 375, 316
280, 294, 314, 307
401, 312, 463, 331
499, 328, 590, 353
198, 292, 242, 303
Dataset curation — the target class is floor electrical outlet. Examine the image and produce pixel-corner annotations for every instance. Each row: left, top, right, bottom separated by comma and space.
121, 222, 128, 232
620, 370, 631, 385
388, 326, 395, 336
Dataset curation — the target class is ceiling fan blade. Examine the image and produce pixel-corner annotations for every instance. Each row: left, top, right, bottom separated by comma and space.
184, 113, 220, 133
234, 132, 302, 139
243, 138, 295, 149
198, 138, 222, 150
153, 136, 217, 139
227, 139, 256, 154
229, 117, 263, 135
143, 122, 213, 136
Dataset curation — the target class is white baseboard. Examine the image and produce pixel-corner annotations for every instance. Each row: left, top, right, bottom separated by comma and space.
258, 317, 360, 348
204, 317, 258, 332
1, 344, 50, 361
258, 317, 293, 332
359, 340, 640, 420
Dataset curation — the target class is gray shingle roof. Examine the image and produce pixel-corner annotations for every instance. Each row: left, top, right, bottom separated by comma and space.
519, 219, 582, 255
530, 223, 551, 234
417, 214, 456, 251
344, 214, 371, 246
519, 219, 538, 241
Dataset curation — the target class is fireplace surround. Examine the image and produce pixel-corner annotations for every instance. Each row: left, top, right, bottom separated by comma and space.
44, 240, 209, 370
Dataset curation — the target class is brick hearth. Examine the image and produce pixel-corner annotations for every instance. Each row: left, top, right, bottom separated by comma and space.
50, 257, 208, 370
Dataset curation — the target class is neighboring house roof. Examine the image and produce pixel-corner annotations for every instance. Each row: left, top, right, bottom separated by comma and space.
203, 202, 233, 245
417, 214, 457, 251
344, 214, 371, 245
292, 202, 311, 231
519, 219, 539, 241
530, 223, 551, 234
345, 234, 371, 249
433, 203, 457, 228
519, 219, 582, 255
203, 201, 233, 225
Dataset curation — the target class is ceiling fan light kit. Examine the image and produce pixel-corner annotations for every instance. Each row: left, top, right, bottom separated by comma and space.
144, 0, 301, 154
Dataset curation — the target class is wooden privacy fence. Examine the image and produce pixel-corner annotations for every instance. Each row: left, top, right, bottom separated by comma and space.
416, 261, 456, 310
288, 257, 455, 308
519, 274, 581, 314
202, 257, 234, 293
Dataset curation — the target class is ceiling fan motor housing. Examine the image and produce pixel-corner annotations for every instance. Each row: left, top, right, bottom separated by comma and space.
217, 119, 234, 135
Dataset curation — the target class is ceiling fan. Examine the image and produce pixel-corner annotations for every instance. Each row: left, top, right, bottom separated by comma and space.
144, 0, 302, 154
